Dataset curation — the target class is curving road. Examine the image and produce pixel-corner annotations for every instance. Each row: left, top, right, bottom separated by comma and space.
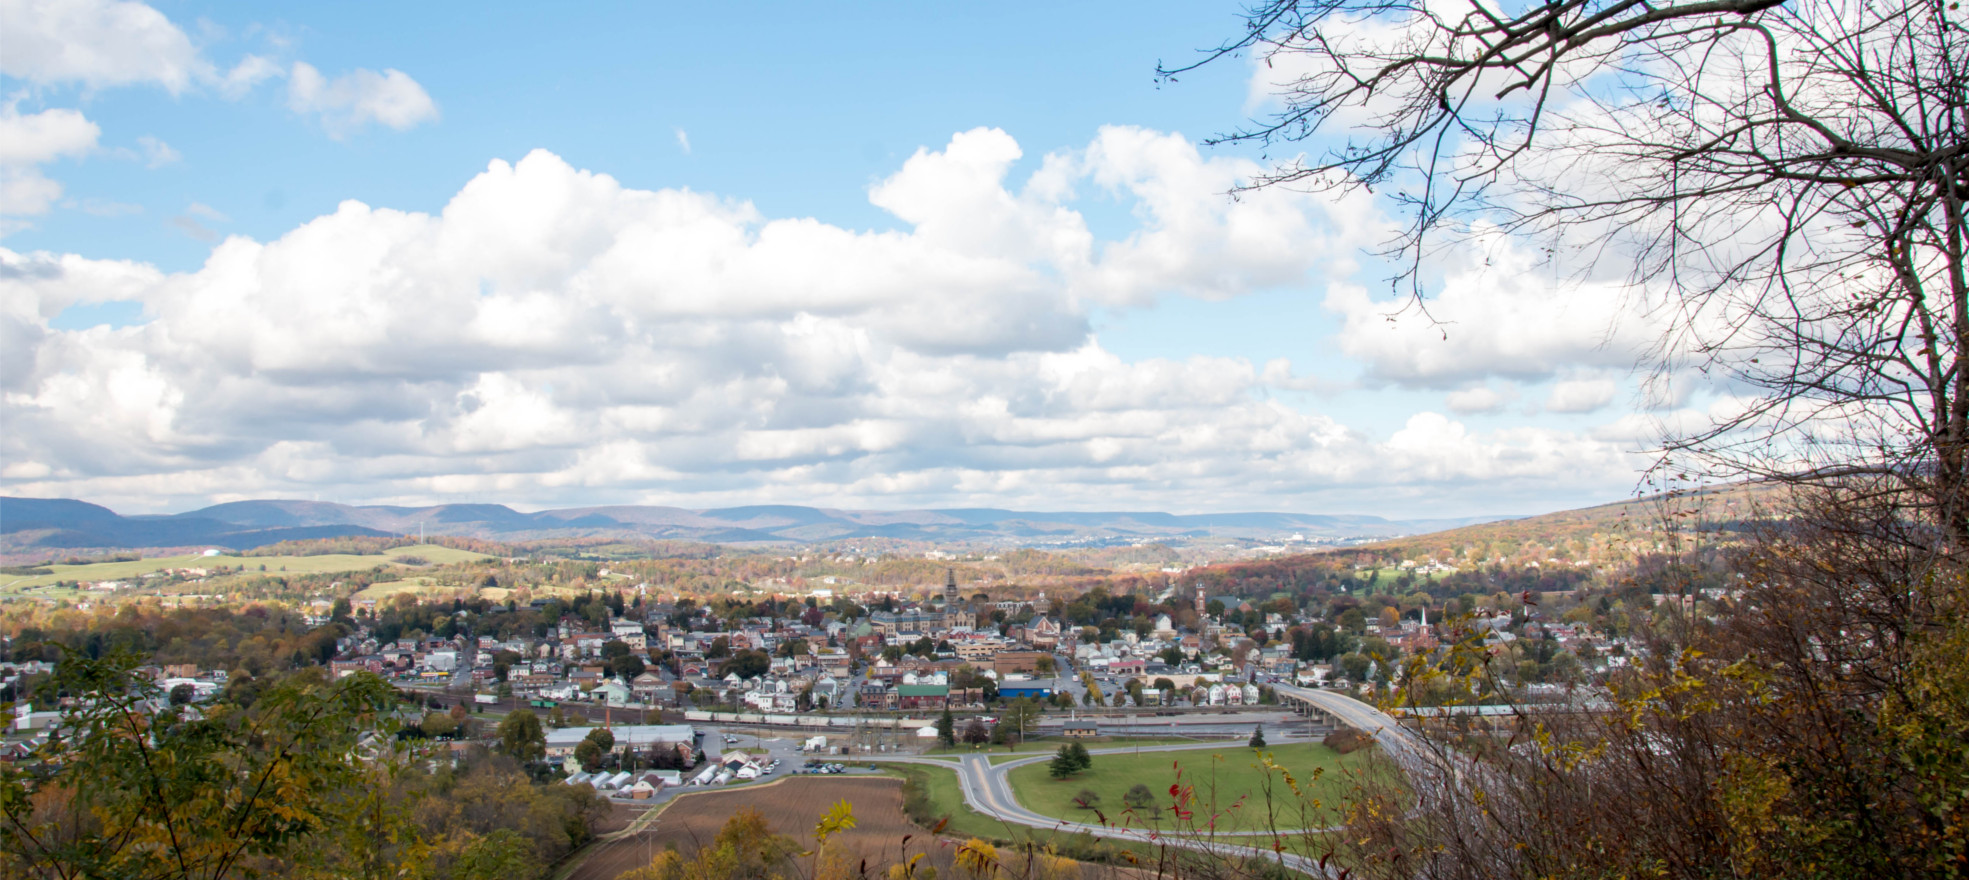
869, 689, 1445, 877
1268, 684, 1426, 765
874, 734, 1372, 877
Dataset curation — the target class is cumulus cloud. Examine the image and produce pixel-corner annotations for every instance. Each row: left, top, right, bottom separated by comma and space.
1446, 385, 1510, 414
287, 61, 438, 137
0, 0, 427, 117
0, 132, 1646, 513
1546, 377, 1618, 414
0, 0, 206, 92
1326, 230, 1658, 388
0, 104, 100, 217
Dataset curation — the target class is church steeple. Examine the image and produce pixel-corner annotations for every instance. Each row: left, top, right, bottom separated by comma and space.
945, 567, 958, 607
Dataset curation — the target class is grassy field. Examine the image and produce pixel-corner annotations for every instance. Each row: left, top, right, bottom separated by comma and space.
0, 544, 490, 593
1006, 743, 1369, 833
882, 763, 1338, 874
352, 577, 437, 600
881, 764, 1152, 859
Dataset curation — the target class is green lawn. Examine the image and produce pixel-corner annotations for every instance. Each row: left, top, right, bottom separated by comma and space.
881, 765, 1161, 863
1006, 743, 1369, 833
0, 544, 490, 593
882, 762, 1347, 871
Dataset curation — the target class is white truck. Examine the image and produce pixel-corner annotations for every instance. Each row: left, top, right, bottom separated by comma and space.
474, 693, 498, 705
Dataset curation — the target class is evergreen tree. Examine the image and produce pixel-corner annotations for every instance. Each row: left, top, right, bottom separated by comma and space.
936, 707, 956, 748
1048, 745, 1082, 779
1249, 725, 1266, 748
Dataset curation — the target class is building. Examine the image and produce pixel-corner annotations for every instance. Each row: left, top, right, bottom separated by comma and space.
941, 568, 976, 630
993, 651, 1050, 675
543, 724, 697, 760
997, 683, 1056, 700
1062, 721, 1099, 738
1024, 617, 1063, 650
869, 609, 942, 637
895, 683, 950, 710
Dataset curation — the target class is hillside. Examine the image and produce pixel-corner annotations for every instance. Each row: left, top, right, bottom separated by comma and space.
1345, 482, 1783, 567
1, 495, 1515, 555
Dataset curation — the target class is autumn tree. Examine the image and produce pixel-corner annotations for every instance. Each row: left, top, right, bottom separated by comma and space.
496, 708, 546, 764
0, 652, 397, 880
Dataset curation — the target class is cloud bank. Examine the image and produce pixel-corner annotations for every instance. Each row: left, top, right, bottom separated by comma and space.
0, 128, 1647, 514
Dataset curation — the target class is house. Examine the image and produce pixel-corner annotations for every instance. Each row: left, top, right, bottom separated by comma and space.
630, 671, 668, 702
856, 683, 894, 709
1062, 721, 1099, 738
593, 679, 632, 706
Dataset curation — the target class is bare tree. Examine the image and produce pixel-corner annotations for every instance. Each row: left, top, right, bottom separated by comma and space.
1164, 4, 1969, 877
1167, 0, 1969, 543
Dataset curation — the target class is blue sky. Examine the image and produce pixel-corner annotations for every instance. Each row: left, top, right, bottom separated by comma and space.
1, 0, 1670, 517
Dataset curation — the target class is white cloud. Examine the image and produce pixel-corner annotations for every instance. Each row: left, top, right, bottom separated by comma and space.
1446, 385, 1509, 414
674, 128, 691, 154
134, 134, 178, 167
1546, 377, 1617, 414
0, 133, 1648, 514
1326, 230, 1659, 388
217, 54, 282, 99
0, 0, 207, 92
0, 104, 100, 217
287, 61, 438, 137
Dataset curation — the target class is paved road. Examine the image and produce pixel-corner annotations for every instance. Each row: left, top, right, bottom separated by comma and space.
870, 688, 1442, 878
1268, 683, 1446, 791
873, 740, 1344, 878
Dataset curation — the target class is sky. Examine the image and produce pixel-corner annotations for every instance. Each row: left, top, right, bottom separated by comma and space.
0, 0, 1678, 518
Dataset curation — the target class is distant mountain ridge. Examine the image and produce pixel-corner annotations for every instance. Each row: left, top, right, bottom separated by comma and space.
0, 495, 1516, 553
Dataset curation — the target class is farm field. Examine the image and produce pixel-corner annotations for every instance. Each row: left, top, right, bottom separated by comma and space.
352, 577, 437, 600
0, 544, 490, 593
1006, 743, 1370, 833
564, 777, 946, 880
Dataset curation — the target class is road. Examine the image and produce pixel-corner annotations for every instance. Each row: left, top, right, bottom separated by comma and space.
1268, 683, 1448, 793
865, 687, 1439, 878
874, 739, 1346, 878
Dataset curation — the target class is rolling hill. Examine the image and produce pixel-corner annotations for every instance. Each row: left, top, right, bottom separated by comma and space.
0, 495, 1515, 554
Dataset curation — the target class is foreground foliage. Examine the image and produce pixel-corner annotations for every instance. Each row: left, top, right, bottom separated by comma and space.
0, 653, 604, 880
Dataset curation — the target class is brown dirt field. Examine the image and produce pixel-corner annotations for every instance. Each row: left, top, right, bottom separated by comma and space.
567, 777, 955, 880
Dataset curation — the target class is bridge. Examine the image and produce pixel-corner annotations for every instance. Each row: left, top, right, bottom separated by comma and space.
1269, 682, 1427, 765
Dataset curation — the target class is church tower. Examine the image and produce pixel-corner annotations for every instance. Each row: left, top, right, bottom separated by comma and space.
942, 568, 973, 630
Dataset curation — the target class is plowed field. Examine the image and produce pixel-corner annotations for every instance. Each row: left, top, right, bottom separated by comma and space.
567, 777, 952, 880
